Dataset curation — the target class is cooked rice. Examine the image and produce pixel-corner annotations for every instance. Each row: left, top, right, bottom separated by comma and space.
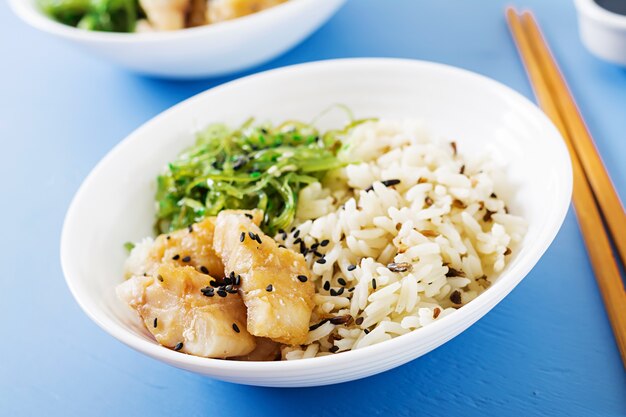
276, 119, 526, 358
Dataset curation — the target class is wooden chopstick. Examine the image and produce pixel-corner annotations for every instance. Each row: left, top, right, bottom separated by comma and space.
521, 11, 626, 269
506, 7, 626, 367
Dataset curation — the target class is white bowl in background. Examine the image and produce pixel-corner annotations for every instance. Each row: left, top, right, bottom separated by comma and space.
575, 0, 626, 66
60, 58, 572, 387
8, 0, 346, 78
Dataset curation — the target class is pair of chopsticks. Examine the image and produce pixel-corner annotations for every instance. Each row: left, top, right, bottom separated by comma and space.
506, 7, 626, 367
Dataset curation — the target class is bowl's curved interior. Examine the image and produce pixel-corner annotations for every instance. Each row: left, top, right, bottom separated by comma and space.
61, 58, 572, 386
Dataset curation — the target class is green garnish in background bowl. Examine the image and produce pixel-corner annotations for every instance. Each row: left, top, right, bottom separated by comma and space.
38, 0, 140, 32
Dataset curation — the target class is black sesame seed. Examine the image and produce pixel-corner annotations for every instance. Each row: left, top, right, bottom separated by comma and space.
229, 271, 235, 279
313, 251, 324, 257
320, 239, 330, 247
329, 315, 352, 325
266, 284, 273, 292
297, 275, 308, 282
224, 284, 233, 292
240, 232, 245, 242
355, 317, 364, 325
293, 229, 300, 239
294, 238, 302, 245
446, 267, 466, 278
200, 266, 209, 274
157, 275, 164, 282
166, 235, 171, 240
364, 329, 370, 335
234, 275, 241, 286
450, 290, 462, 305
278, 228, 285, 235
337, 278, 346, 286
182, 256, 191, 263
172, 254, 180, 260
282, 233, 288, 240
290, 227, 296, 232
174, 342, 183, 351
224, 277, 232, 285
248, 231, 256, 240
227, 287, 238, 294
232, 323, 240, 333
217, 290, 227, 297
309, 319, 329, 331
299, 241, 307, 253
371, 279, 377, 289
316, 258, 327, 264
233, 156, 248, 171
347, 264, 356, 271
279, 244, 287, 249
201, 287, 215, 297
188, 225, 193, 233
255, 234, 263, 244
245, 213, 253, 219
381, 179, 401, 187
210, 280, 219, 287
329, 346, 339, 353
348, 287, 355, 292
330, 289, 338, 296
153, 318, 158, 328
336, 287, 345, 295
311, 243, 320, 250
323, 281, 330, 291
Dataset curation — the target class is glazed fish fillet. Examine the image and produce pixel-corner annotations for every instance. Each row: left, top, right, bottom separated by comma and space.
213, 211, 315, 345
140, 0, 190, 30
124, 216, 225, 279
117, 264, 256, 358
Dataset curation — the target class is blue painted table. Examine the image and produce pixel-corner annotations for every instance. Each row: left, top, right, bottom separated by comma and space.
1, 0, 624, 415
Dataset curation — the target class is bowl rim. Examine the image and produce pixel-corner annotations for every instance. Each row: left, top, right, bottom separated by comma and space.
60, 57, 573, 374
8, 0, 318, 43
574, 0, 626, 29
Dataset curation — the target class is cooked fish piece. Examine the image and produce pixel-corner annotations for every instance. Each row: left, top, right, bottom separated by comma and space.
187, 0, 208, 26
206, 0, 287, 23
117, 264, 256, 358
232, 337, 281, 361
124, 216, 225, 279
140, 0, 190, 30
213, 211, 315, 345
125, 211, 263, 280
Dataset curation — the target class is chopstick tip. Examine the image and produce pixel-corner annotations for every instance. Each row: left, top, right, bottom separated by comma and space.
505, 6, 521, 22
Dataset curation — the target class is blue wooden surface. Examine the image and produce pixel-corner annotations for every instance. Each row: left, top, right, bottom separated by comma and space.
1, 0, 625, 415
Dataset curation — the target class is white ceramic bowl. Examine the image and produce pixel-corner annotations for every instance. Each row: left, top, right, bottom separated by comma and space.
9, 0, 345, 78
61, 58, 572, 387
575, 0, 626, 66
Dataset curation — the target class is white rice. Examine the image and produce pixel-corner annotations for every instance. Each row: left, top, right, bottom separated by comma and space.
277, 119, 526, 358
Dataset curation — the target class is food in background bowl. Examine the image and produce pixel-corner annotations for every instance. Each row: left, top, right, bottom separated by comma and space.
39, 0, 288, 32
118, 116, 526, 360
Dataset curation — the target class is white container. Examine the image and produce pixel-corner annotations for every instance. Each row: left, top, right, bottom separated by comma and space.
60, 58, 573, 387
575, 0, 626, 66
8, 0, 346, 78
